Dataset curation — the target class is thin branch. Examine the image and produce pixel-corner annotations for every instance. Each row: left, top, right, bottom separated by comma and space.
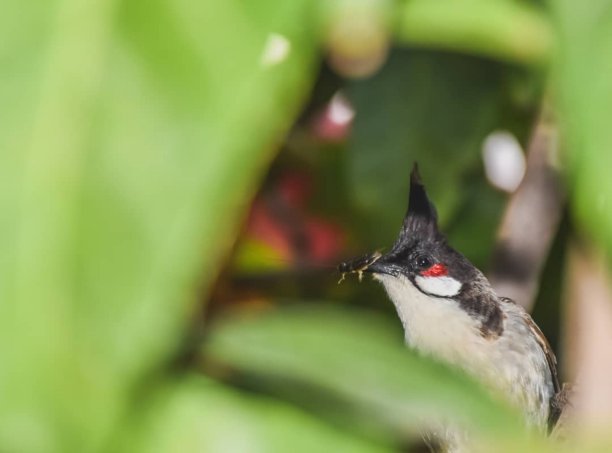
488, 112, 564, 311
554, 244, 612, 442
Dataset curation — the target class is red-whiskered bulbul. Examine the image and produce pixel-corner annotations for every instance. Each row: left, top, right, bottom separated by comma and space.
340, 165, 560, 451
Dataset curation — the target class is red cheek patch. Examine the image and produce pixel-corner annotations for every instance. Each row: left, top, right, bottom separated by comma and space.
420, 263, 448, 277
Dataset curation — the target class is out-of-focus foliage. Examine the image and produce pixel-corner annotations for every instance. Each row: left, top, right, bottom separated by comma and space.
0, 0, 611, 451
348, 51, 511, 254
551, 0, 612, 257
122, 376, 391, 453
203, 307, 528, 442
397, 0, 553, 64
0, 0, 317, 451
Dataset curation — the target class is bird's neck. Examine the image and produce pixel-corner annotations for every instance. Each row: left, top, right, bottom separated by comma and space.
374, 273, 489, 368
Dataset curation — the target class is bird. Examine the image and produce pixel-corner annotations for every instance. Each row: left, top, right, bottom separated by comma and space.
339, 164, 561, 451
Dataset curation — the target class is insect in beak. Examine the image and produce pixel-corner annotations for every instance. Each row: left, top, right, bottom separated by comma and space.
337, 251, 383, 283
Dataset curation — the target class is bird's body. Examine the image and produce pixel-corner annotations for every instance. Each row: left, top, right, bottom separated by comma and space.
376, 272, 557, 430
341, 165, 559, 451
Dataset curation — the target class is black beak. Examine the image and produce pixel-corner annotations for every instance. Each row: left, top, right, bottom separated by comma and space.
337, 251, 397, 277
363, 259, 395, 275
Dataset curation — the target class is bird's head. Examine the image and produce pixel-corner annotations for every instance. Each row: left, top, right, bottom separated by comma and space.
340, 164, 481, 300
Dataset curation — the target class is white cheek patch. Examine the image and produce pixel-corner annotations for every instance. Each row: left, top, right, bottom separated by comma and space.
415, 275, 462, 297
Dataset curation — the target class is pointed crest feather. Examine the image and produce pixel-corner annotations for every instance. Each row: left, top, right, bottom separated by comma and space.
398, 163, 440, 242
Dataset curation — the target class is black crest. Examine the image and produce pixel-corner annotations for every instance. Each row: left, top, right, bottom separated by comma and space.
398, 164, 441, 244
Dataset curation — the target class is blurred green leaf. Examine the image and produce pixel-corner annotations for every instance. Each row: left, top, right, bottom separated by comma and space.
550, 0, 612, 257
123, 376, 390, 453
0, 0, 318, 450
445, 177, 507, 270
347, 49, 503, 247
396, 0, 553, 64
203, 305, 541, 449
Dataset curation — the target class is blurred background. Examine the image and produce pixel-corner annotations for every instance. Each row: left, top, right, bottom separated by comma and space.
2, 0, 612, 451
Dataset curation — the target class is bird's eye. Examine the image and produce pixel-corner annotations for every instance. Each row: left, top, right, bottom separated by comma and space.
415, 254, 433, 270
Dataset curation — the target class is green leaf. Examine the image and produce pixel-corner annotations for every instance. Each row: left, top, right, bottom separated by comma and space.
203, 305, 544, 450
346, 49, 504, 249
396, 0, 553, 64
550, 0, 612, 257
0, 0, 318, 450
122, 376, 391, 453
